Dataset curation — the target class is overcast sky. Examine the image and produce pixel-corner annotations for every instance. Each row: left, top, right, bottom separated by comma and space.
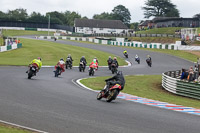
0, 0, 200, 22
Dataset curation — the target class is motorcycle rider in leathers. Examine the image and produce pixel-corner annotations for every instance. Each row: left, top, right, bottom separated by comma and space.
104, 71, 125, 92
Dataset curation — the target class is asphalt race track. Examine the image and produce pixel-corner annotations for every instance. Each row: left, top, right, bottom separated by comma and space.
0, 38, 199, 133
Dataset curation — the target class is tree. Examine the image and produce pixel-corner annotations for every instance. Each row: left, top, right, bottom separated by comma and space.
7, 8, 28, 21
112, 5, 131, 25
142, 0, 179, 18
93, 12, 114, 20
46, 11, 65, 24
193, 13, 200, 18
129, 22, 139, 31
28, 12, 47, 23
64, 11, 81, 26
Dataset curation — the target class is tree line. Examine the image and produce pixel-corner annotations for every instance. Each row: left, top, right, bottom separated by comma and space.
0, 0, 199, 29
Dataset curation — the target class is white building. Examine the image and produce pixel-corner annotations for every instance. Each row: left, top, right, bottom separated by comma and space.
74, 19, 128, 34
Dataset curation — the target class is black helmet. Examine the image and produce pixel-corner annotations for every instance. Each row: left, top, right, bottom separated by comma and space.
60, 58, 64, 61
117, 71, 122, 75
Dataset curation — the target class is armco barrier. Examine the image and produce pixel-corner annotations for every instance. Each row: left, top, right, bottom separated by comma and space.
162, 70, 200, 100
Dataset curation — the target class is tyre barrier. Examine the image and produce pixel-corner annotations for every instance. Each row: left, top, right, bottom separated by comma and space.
162, 70, 200, 100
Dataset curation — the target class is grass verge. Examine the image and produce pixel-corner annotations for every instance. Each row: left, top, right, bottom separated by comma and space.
0, 123, 32, 133
80, 75, 200, 109
0, 38, 127, 66
136, 27, 183, 35
128, 37, 180, 44
2, 30, 54, 36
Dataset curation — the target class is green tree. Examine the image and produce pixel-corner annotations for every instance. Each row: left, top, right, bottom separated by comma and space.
193, 13, 200, 18
7, 8, 28, 21
112, 5, 131, 25
0, 11, 6, 20
93, 12, 114, 20
64, 11, 81, 26
28, 12, 47, 23
46, 11, 65, 24
130, 22, 139, 31
142, 0, 179, 18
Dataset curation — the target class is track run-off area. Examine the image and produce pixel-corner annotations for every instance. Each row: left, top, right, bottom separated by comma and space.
0, 37, 199, 133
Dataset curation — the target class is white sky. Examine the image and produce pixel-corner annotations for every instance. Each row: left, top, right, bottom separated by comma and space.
0, 0, 199, 22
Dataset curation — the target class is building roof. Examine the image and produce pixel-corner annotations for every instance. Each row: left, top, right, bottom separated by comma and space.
139, 20, 151, 26
74, 19, 128, 29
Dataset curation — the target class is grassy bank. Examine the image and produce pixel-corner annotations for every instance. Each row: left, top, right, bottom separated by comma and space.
0, 123, 31, 133
128, 37, 180, 44
0, 38, 127, 66
2, 30, 54, 36
136, 27, 183, 35
80, 75, 200, 109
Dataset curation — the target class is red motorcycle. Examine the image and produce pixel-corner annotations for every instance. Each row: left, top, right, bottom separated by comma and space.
97, 83, 122, 102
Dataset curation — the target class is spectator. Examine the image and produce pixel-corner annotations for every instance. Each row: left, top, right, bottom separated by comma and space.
187, 66, 194, 81
194, 65, 198, 80
180, 69, 186, 80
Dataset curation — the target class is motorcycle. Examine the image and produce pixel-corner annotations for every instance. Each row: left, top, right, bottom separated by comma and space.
66, 58, 72, 69
79, 61, 85, 72
54, 65, 62, 77
27, 64, 38, 79
124, 52, 128, 58
146, 58, 152, 67
135, 57, 140, 64
88, 66, 95, 76
97, 82, 122, 102
111, 63, 117, 74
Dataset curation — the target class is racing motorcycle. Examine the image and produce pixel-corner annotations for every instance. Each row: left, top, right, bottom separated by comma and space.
79, 61, 86, 72
146, 58, 152, 67
66, 58, 72, 69
111, 63, 117, 74
124, 52, 128, 58
27, 64, 38, 79
54, 65, 62, 77
135, 57, 140, 64
88, 66, 95, 76
97, 82, 122, 102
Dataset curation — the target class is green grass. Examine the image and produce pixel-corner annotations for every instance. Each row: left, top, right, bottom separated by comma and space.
2, 30, 54, 37
0, 37, 3, 46
136, 27, 183, 35
0, 124, 31, 133
128, 37, 180, 44
0, 38, 127, 66
80, 75, 200, 109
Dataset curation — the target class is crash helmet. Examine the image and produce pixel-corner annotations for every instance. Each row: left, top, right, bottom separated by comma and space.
114, 57, 117, 60
60, 58, 64, 61
37, 57, 42, 61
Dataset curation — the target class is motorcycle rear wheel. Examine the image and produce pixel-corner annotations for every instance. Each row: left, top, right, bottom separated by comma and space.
106, 89, 118, 102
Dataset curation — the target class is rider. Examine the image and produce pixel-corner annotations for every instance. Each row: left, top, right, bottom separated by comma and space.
112, 57, 119, 68
107, 56, 113, 69
123, 50, 127, 55
55, 58, 65, 74
135, 54, 139, 60
80, 56, 87, 67
89, 59, 98, 70
146, 55, 152, 62
104, 71, 125, 92
26, 57, 42, 74
66, 54, 73, 64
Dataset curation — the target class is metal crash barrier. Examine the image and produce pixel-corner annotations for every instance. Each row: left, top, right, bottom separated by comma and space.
162, 70, 200, 100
